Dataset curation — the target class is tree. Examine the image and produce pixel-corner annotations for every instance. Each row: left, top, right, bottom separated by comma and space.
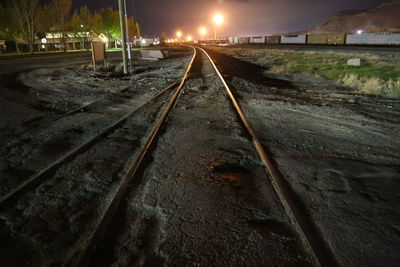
36, 3, 58, 50
71, 6, 92, 49
36, 3, 57, 35
127, 17, 140, 39
98, 7, 120, 44
9, 0, 40, 53
0, 4, 22, 52
52, 0, 72, 52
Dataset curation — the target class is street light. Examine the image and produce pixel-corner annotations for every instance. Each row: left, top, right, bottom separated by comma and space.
199, 27, 207, 38
176, 31, 182, 42
213, 13, 224, 40
187, 36, 192, 42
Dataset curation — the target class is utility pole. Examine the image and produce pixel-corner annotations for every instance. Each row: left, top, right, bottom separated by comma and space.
118, 0, 129, 74
124, 0, 132, 73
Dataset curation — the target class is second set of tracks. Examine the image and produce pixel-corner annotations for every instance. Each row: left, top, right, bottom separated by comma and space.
1, 46, 338, 266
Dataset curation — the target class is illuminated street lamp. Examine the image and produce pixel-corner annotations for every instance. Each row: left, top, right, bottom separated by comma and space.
213, 13, 224, 40
187, 36, 192, 42
199, 27, 207, 38
176, 31, 182, 42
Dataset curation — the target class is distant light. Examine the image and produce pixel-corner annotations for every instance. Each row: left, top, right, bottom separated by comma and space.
41, 38, 47, 44
357, 30, 363, 34
174, 38, 178, 42
187, 36, 192, 41
199, 27, 207, 36
80, 24, 84, 28
141, 39, 146, 44
213, 13, 224, 25
176, 31, 182, 38
101, 36, 109, 43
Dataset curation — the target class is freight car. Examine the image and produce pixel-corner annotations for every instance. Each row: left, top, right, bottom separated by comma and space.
281, 34, 307, 44
265, 36, 281, 44
229, 31, 400, 46
238, 37, 250, 44
307, 33, 346, 45
250, 36, 266, 44
346, 32, 400, 45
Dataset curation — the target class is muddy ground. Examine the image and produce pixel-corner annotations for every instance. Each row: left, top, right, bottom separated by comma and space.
0, 46, 399, 266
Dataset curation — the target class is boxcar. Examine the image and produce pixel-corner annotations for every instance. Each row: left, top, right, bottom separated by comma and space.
229, 37, 239, 44
238, 37, 250, 44
281, 35, 307, 44
250, 36, 266, 44
346, 32, 400, 45
265, 36, 281, 44
307, 33, 346, 45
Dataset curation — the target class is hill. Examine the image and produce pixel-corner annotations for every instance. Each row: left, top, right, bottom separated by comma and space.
310, 0, 400, 33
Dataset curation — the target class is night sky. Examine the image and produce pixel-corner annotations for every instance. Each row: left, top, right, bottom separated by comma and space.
1, 0, 390, 37
73, 0, 389, 37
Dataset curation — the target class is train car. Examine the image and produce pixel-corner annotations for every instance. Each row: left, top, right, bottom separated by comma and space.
229, 37, 239, 44
250, 36, 266, 44
238, 37, 250, 44
307, 33, 346, 45
281, 34, 307, 44
346, 32, 400, 45
265, 36, 281, 44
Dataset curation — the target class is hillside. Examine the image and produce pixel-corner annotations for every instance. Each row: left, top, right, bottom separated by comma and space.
310, 0, 400, 33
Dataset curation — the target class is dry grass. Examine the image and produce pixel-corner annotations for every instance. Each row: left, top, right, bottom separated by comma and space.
210, 47, 400, 98
341, 74, 400, 98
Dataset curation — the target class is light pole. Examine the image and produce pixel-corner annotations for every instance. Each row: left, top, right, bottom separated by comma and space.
213, 13, 224, 41
118, 0, 129, 74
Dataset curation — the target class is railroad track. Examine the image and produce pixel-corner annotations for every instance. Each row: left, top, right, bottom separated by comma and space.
71, 46, 338, 266
14, 85, 133, 137
0, 81, 178, 209
1, 46, 338, 266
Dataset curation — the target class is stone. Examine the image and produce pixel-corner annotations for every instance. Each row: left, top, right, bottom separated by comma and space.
140, 49, 169, 59
347, 58, 361, 66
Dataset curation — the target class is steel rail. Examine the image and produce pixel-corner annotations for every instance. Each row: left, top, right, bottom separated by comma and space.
76, 47, 197, 267
0, 81, 178, 210
198, 46, 339, 267
13, 85, 134, 139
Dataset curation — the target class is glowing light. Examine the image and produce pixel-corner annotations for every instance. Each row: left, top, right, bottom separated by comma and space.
199, 27, 207, 36
41, 38, 47, 44
141, 39, 146, 44
213, 13, 224, 25
176, 31, 182, 38
80, 24, 84, 28
357, 30, 363, 34
187, 36, 192, 41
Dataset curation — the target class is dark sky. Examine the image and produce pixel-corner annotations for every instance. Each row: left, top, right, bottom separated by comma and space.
74, 0, 389, 38
1, 0, 390, 37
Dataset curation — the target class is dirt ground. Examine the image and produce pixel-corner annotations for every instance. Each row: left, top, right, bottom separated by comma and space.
0, 46, 399, 266
206, 47, 400, 266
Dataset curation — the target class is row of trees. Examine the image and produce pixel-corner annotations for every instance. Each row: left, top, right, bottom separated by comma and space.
0, 0, 140, 52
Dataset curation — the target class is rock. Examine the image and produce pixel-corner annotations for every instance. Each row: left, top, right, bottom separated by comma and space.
140, 49, 169, 59
347, 58, 361, 66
